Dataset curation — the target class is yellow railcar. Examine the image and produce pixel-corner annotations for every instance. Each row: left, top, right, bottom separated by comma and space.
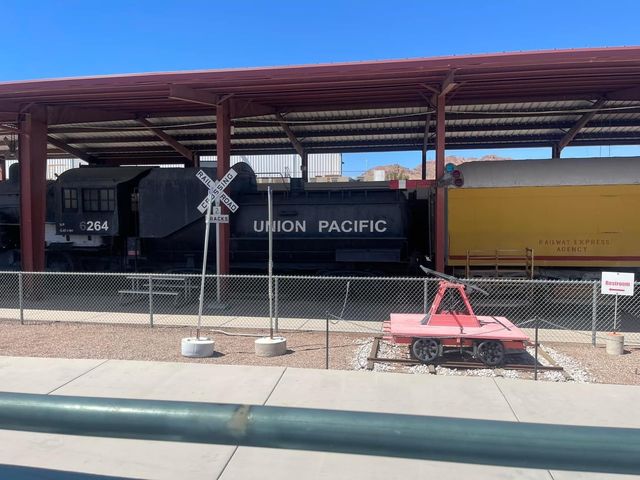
447, 158, 640, 269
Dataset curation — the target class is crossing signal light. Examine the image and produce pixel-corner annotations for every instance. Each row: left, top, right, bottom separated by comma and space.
437, 167, 464, 187
451, 169, 464, 187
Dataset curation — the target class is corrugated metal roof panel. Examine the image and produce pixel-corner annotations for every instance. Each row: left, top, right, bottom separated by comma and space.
22, 96, 640, 162
79, 141, 169, 149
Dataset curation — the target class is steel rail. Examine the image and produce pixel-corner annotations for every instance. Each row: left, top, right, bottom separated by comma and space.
367, 356, 564, 371
0, 392, 638, 474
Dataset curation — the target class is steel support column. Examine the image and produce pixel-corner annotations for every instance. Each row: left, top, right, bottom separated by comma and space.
435, 96, 446, 272
19, 106, 48, 271
216, 99, 231, 275
421, 113, 431, 180
301, 152, 308, 182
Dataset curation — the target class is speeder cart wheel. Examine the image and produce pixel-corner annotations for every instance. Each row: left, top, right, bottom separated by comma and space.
411, 338, 440, 363
477, 340, 505, 366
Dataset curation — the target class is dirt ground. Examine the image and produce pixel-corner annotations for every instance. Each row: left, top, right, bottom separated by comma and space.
0, 320, 368, 370
1, 321, 639, 385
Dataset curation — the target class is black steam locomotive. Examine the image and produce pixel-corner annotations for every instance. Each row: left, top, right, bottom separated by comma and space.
0, 163, 431, 274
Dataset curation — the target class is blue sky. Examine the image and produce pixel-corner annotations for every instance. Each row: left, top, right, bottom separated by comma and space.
4, 0, 640, 173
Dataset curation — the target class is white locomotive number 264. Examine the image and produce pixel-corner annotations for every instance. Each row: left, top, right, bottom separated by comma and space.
79, 220, 109, 232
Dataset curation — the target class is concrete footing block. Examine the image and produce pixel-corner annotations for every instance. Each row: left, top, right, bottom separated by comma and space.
606, 333, 624, 355
181, 337, 215, 358
255, 337, 287, 357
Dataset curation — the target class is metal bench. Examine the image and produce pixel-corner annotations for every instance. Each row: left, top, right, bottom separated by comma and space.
118, 276, 196, 305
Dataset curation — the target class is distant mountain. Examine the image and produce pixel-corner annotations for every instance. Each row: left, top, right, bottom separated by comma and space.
360, 154, 511, 181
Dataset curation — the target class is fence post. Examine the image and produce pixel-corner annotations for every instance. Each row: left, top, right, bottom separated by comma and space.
534, 316, 539, 381
148, 275, 154, 328
326, 315, 329, 370
18, 272, 24, 325
274, 277, 279, 334
423, 279, 428, 313
591, 281, 598, 346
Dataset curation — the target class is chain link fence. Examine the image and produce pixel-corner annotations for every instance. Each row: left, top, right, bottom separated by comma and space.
0, 272, 639, 345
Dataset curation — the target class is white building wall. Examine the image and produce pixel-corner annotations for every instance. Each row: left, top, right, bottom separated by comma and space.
200, 153, 342, 178
4, 153, 342, 180
5, 158, 89, 180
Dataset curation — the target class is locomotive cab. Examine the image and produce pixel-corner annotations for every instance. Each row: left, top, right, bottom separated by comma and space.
54, 167, 152, 238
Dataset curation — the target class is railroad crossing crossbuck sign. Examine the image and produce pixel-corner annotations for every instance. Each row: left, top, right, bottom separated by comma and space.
196, 169, 239, 221
194, 168, 239, 323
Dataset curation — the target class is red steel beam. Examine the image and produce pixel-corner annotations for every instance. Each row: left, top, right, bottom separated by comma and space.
137, 117, 195, 165
169, 85, 274, 119
275, 112, 307, 181
19, 105, 48, 272
435, 95, 446, 273
47, 105, 138, 125
440, 70, 458, 97
216, 99, 231, 275
274, 113, 305, 156
557, 98, 608, 151
168, 85, 220, 106
46, 135, 95, 162
606, 85, 640, 101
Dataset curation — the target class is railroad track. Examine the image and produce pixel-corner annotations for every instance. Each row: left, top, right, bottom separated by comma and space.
367, 356, 564, 372
366, 337, 566, 374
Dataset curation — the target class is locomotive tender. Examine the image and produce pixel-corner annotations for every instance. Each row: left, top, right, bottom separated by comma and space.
0, 162, 429, 274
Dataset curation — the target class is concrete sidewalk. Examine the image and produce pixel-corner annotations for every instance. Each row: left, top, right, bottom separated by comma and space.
0, 356, 639, 479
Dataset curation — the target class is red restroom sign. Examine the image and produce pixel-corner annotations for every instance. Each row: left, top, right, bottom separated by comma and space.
601, 271, 635, 296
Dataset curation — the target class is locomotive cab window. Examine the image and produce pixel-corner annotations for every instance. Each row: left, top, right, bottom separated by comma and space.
62, 188, 78, 211
82, 188, 116, 212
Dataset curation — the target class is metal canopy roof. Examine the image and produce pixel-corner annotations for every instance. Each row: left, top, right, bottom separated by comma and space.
1, 47, 640, 163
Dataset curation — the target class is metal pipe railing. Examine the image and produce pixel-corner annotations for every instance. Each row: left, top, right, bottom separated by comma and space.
0, 392, 638, 474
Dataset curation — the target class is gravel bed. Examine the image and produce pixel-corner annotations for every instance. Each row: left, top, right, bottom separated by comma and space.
546, 342, 640, 385
351, 339, 374, 370
525, 346, 551, 366
361, 339, 634, 384
539, 345, 592, 383
0, 321, 368, 370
